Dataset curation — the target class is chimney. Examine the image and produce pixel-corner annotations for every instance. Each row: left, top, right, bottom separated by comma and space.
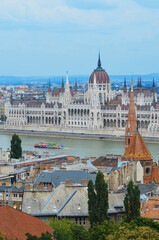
47, 185, 52, 191
81, 159, 88, 164
65, 180, 72, 185
37, 185, 44, 191
16, 182, 22, 188
5, 181, 11, 187
25, 185, 31, 191
81, 180, 88, 185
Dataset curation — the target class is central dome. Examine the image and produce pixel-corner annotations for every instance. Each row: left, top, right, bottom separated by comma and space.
89, 54, 110, 84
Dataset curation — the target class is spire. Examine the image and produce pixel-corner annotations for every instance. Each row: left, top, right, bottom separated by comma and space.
140, 77, 142, 88
62, 77, 64, 88
124, 79, 137, 154
48, 78, 51, 93
123, 77, 127, 93
124, 77, 126, 88
66, 71, 69, 85
65, 71, 70, 93
152, 77, 156, 95
131, 79, 133, 92
97, 53, 101, 68
137, 78, 140, 88
75, 79, 77, 88
153, 77, 155, 88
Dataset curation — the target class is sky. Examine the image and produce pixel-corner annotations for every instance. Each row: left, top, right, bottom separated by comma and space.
0, 0, 159, 76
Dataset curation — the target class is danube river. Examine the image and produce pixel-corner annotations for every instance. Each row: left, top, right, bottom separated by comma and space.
0, 133, 159, 162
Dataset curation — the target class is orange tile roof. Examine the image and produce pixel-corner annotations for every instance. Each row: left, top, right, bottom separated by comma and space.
141, 198, 159, 220
124, 132, 153, 161
0, 206, 53, 240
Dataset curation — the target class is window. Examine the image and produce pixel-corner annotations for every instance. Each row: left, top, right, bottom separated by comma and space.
79, 217, 82, 225
146, 168, 150, 175
154, 204, 159, 209
118, 215, 122, 222
13, 194, 17, 198
83, 217, 86, 226
75, 217, 78, 225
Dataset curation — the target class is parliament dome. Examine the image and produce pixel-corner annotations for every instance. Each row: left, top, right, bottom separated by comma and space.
89, 54, 110, 84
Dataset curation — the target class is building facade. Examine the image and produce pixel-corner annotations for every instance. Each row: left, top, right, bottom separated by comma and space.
5, 56, 159, 137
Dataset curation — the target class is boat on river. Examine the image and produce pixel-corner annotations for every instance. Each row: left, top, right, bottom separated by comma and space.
34, 142, 63, 149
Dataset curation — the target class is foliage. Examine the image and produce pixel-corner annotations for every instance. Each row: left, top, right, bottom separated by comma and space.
25, 232, 53, 240
0, 232, 9, 240
0, 115, 6, 122
122, 216, 159, 232
107, 226, 159, 240
89, 220, 119, 240
88, 171, 108, 227
124, 180, 140, 222
10, 133, 22, 159
49, 217, 89, 240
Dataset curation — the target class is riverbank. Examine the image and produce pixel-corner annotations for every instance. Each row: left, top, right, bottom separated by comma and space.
0, 128, 159, 143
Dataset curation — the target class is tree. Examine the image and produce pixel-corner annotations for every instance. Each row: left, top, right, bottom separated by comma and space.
25, 232, 53, 240
89, 220, 118, 240
49, 217, 89, 240
10, 134, 22, 159
88, 171, 108, 227
124, 180, 140, 222
107, 226, 159, 240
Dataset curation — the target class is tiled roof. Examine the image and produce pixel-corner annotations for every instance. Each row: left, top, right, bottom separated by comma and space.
0, 185, 24, 193
92, 156, 118, 168
0, 205, 53, 240
89, 67, 110, 84
137, 183, 155, 195
34, 170, 96, 188
141, 198, 159, 220
124, 132, 153, 161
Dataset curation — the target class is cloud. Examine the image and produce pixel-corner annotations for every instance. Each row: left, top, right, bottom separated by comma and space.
0, 0, 158, 47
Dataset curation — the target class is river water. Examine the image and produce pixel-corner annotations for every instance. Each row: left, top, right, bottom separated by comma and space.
1, 133, 159, 162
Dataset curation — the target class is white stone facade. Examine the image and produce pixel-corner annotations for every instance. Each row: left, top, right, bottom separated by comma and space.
5, 59, 159, 136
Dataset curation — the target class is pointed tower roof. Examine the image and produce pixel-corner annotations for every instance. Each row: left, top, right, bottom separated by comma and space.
139, 77, 142, 88
124, 80, 137, 155
152, 77, 156, 94
153, 77, 155, 88
48, 78, 51, 93
61, 77, 64, 88
74, 79, 78, 92
124, 131, 153, 161
89, 54, 109, 84
123, 77, 127, 93
98, 53, 101, 68
137, 78, 140, 88
125, 80, 137, 137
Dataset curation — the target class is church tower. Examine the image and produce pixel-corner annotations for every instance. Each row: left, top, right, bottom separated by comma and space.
124, 80, 137, 154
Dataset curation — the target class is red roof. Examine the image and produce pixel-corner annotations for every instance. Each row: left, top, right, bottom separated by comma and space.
124, 132, 153, 161
0, 206, 53, 240
141, 198, 159, 220
89, 67, 109, 84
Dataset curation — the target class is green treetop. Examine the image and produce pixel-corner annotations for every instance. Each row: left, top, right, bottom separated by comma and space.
124, 180, 140, 223
88, 171, 108, 227
10, 134, 22, 159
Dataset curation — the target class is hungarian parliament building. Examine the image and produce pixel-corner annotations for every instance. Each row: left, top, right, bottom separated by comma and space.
5, 56, 159, 137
